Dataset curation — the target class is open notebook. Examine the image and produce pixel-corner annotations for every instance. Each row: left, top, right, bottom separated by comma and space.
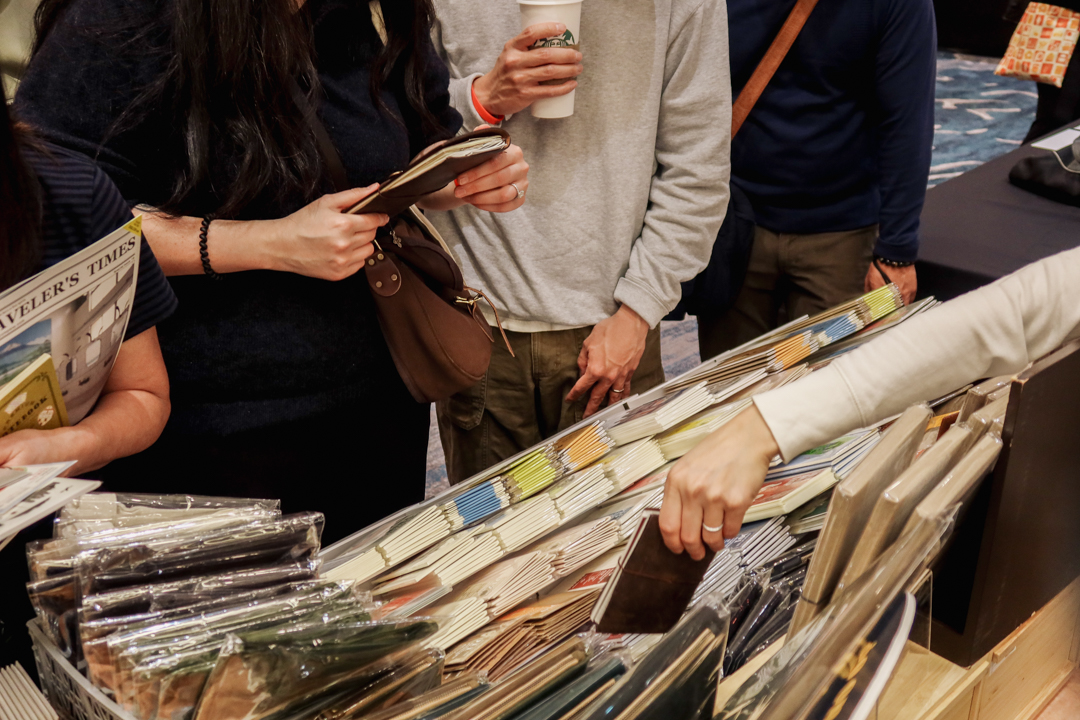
346, 128, 511, 216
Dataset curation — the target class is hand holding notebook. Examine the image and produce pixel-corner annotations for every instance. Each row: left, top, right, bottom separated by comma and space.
345, 127, 513, 216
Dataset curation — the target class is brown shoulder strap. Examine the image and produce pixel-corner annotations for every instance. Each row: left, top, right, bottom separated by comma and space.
731, 0, 820, 137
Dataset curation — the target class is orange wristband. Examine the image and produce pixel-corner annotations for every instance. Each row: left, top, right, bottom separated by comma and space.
471, 81, 505, 124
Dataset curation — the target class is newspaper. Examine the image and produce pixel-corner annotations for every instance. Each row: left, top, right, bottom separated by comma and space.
0, 216, 142, 425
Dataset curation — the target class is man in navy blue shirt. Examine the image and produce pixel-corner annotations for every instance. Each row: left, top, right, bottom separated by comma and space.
698, 0, 936, 359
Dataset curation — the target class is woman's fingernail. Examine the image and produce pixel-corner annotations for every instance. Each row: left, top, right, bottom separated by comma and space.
555, 23, 565, 32
453, 178, 460, 187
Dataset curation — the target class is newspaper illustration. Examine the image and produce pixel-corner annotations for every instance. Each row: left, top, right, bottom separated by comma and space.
0, 217, 142, 427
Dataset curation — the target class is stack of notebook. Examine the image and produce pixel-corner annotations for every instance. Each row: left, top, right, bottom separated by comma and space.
502, 449, 563, 502
668, 284, 905, 391
584, 486, 666, 542
543, 466, 614, 520
551, 422, 614, 473
482, 495, 562, 553
424, 596, 493, 652
656, 399, 753, 460
605, 383, 714, 446
765, 430, 880, 482
691, 516, 798, 605
599, 439, 667, 492
444, 589, 600, 682
535, 517, 622, 578
441, 478, 512, 530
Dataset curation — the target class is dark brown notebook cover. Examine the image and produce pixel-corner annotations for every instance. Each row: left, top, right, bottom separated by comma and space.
345, 128, 511, 217
593, 509, 715, 634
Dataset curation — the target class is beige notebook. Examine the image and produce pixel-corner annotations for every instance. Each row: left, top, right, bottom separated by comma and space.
956, 374, 1012, 423
964, 394, 1010, 440
900, 434, 1004, 538
791, 403, 931, 635
836, 423, 978, 594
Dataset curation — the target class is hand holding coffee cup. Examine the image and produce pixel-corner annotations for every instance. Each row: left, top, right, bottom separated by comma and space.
471, 21, 583, 119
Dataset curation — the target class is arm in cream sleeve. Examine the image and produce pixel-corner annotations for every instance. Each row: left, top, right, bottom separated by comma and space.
754, 246, 1080, 461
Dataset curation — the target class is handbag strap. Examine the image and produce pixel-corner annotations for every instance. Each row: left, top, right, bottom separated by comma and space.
731, 0, 820, 137
289, 79, 351, 193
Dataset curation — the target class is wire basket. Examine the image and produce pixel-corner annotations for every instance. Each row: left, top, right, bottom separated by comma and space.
27, 620, 137, 720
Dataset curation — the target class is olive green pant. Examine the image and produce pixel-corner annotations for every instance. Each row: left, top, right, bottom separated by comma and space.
437, 325, 665, 485
697, 224, 878, 361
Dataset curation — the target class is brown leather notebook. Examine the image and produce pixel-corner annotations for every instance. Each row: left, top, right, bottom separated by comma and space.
591, 509, 715, 634
345, 127, 511, 216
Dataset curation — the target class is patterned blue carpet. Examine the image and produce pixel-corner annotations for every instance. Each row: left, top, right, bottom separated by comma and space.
425, 52, 1041, 498
929, 53, 1038, 186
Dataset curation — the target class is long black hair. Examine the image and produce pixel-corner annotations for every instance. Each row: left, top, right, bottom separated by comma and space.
0, 82, 44, 291
32, 0, 442, 219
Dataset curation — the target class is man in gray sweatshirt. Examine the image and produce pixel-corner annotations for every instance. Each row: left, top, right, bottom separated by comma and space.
431, 0, 731, 484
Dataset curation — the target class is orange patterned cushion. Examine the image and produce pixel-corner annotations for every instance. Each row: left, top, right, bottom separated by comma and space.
996, 3, 1080, 87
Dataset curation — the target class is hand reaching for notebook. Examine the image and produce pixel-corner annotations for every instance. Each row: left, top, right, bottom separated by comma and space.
659, 405, 780, 560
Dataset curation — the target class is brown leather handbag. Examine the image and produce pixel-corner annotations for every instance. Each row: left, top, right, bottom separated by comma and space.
364, 206, 509, 403
294, 81, 511, 403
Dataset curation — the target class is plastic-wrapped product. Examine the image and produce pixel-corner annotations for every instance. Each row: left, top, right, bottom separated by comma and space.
78, 560, 321, 625
509, 655, 627, 720
76, 512, 324, 598
576, 600, 730, 720
292, 648, 445, 720
354, 671, 490, 720
191, 616, 439, 720
102, 582, 362, 706
715, 514, 951, 720
55, 493, 280, 538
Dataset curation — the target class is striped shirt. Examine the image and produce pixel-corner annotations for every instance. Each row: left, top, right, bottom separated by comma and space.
24, 141, 177, 339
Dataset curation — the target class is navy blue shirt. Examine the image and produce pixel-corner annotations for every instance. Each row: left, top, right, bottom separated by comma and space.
727, 0, 937, 262
25, 142, 177, 339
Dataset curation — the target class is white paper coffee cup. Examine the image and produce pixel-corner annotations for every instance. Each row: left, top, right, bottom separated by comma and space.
518, 0, 582, 118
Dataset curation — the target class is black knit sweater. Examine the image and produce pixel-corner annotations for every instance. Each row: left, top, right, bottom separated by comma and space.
16, 0, 463, 537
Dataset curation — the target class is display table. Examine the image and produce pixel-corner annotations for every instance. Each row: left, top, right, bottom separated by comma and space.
917, 135, 1080, 300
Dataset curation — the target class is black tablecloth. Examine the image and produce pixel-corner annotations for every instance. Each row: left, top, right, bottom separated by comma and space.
917, 138, 1080, 300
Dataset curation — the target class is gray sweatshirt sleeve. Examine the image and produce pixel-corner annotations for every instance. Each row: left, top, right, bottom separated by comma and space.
432, 17, 490, 130
753, 246, 1080, 461
614, 0, 732, 328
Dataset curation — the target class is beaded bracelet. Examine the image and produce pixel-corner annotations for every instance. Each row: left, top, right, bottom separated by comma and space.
873, 255, 915, 268
199, 216, 223, 280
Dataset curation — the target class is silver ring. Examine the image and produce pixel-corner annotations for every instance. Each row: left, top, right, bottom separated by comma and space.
702, 524, 722, 533
511, 182, 525, 200
611, 388, 624, 394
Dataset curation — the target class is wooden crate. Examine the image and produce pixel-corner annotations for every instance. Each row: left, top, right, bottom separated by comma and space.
880, 574, 1080, 720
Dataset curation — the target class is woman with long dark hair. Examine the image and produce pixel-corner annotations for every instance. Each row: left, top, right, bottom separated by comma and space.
0, 81, 175, 474
15, 0, 529, 542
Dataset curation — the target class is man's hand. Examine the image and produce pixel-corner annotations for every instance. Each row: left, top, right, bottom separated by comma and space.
472, 23, 583, 117
567, 306, 649, 417
866, 261, 917, 305
659, 405, 780, 560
